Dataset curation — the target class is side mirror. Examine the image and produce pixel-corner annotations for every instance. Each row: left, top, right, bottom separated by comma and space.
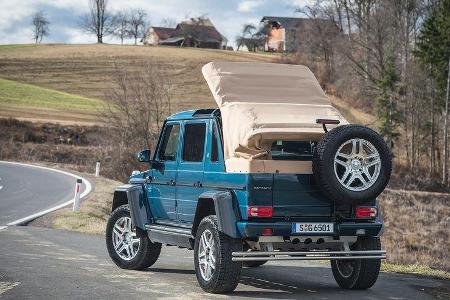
137, 149, 151, 162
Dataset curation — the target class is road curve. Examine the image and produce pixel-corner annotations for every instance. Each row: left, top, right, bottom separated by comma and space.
0, 161, 91, 226
0, 226, 448, 299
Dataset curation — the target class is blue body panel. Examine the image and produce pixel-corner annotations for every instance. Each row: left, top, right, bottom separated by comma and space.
128, 110, 383, 239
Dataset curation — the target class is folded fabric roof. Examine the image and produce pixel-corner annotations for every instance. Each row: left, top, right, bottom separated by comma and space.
202, 61, 348, 160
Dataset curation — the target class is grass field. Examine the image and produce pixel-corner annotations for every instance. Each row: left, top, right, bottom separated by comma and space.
0, 43, 371, 125
0, 78, 103, 110
0, 44, 280, 123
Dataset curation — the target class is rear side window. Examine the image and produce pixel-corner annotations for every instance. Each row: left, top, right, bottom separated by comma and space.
158, 124, 180, 161
182, 123, 206, 162
271, 141, 314, 161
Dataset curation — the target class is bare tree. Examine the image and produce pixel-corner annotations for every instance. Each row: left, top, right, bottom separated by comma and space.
128, 9, 148, 45
79, 0, 113, 43
101, 60, 174, 176
443, 58, 450, 185
112, 11, 129, 45
32, 11, 50, 44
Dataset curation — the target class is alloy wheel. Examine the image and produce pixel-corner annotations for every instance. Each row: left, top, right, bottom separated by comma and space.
112, 216, 140, 261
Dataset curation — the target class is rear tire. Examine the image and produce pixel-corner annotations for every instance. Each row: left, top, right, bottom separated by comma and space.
106, 205, 161, 270
331, 237, 381, 289
194, 215, 242, 293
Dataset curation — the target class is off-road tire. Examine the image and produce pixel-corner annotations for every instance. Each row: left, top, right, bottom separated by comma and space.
106, 205, 161, 270
331, 237, 381, 289
313, 125, 392, 205
194, 215, 242, 293
243, 260, 267, 268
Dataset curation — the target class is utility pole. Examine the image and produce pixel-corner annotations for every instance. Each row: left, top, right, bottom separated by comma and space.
443, 58, 450, 186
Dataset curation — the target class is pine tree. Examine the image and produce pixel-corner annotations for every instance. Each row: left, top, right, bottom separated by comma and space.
376, 53, 401, 149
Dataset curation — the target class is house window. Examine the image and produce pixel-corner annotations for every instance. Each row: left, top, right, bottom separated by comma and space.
158, 124, 180, 161
182, 123, 206, 162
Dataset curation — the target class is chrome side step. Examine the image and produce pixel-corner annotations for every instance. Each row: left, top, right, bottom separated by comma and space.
231, 250, 387, 261
144, 224, 192, 237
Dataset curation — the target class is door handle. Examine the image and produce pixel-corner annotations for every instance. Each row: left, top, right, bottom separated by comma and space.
169, 180, 176, 186
194, 181, 202, 188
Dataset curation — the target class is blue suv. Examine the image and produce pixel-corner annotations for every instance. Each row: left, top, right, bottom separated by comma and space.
106, 62, 391, 294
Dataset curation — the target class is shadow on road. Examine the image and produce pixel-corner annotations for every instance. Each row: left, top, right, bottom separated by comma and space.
236, 265, 343, 298
147, 267, 196, 275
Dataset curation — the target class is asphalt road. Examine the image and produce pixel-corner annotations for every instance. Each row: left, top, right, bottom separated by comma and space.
0, 162, 87, 225
0, 226, 448, 300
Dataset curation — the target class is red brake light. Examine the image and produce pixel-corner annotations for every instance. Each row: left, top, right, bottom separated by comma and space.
248, 206, 273, 218
355, 207, 377, 219
261, 228, 273, 235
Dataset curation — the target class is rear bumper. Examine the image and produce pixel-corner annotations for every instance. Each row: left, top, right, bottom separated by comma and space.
236, 221, 383, 238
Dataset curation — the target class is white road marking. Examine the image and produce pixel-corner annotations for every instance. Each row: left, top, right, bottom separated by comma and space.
0, 186, 3, 190
0, 161, 92, 226
0, 226, 7, 231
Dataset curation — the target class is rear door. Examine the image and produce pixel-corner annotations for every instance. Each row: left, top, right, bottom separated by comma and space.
176, 121, 207, 224
270, 141, 333, 217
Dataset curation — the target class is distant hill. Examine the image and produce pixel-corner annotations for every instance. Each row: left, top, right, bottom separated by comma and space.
0, 44, 371, 125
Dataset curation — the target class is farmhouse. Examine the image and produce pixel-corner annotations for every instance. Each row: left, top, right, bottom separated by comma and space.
261, 16, 337, 52
144, 17, 228, 49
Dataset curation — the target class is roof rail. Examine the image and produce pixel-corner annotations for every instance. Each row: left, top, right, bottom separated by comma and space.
192, 108, 217, 116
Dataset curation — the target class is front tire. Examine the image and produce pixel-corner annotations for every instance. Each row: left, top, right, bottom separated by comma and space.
194, 215, 242, 293
331, 237, 381, 289
106, 205, 161, 270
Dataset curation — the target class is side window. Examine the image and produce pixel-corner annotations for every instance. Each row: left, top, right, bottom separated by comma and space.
182, 123, 206, 162
211, 123, 219, 162
158, 124, 180, 161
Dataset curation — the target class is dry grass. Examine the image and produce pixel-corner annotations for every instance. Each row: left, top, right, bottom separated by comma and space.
381, 263, 450, 280
380, 189, 450, 272
0, 44, 370, 125
0, 44, 276, 123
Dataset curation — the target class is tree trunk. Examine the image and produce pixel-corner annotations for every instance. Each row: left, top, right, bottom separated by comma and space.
431, 87, 435, 176
442, 58, 450, 185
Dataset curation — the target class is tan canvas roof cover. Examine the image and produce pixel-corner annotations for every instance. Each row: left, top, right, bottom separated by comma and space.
202, 62, 348, 161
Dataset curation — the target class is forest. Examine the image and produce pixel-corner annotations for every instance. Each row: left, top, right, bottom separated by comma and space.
287, 0, 450, 190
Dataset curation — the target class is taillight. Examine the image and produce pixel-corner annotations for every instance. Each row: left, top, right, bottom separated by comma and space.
355, 207, 377, 219
261, 228, 273, 235
248, 206, 273, 218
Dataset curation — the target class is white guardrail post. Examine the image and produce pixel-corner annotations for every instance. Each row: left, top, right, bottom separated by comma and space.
73, 178, 82, 212
95, 160, 100, 177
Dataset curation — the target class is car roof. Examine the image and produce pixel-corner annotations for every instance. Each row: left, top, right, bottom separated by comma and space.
166, 108, 219, 121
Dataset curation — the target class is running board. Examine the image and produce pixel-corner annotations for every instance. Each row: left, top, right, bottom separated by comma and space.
232, 250, 387, 261
145, 224, 193, 249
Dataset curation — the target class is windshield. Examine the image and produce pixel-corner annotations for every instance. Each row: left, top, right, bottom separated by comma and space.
271, 141, 314, 161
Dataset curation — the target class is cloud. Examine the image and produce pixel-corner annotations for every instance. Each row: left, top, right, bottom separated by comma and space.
237, 0, 265, 13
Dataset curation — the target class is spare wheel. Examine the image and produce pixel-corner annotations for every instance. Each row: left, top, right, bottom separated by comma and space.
312, 125, 392, 205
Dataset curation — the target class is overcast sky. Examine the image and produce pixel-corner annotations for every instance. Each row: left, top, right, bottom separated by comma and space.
0, 0, 312, 47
